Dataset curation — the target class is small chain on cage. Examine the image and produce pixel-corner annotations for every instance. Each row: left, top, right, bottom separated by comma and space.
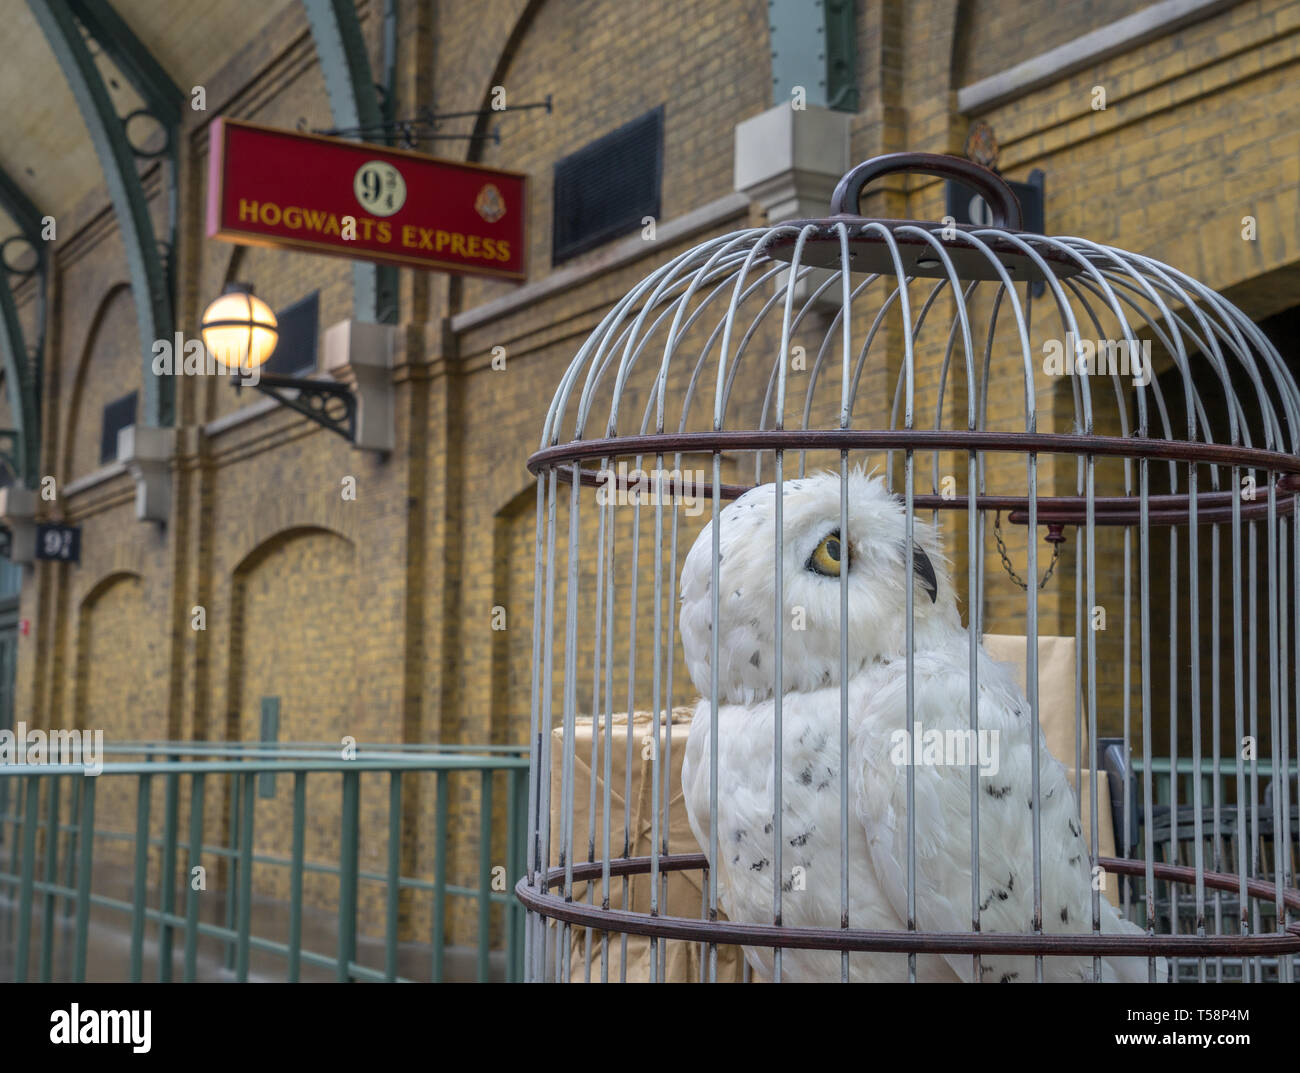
992, 513, 1065, 591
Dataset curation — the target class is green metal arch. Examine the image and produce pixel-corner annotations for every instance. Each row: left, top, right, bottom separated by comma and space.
27, 0, 182, 430
301, 0, 399, 325
0, 167, 46, 487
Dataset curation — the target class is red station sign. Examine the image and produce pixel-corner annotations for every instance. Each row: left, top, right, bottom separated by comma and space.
207, 117, 527, 280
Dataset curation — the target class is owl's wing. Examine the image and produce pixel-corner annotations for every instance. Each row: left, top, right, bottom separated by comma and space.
850, 644, 1098, 983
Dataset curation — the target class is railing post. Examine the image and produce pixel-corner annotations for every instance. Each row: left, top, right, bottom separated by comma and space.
506, 766, 525, 983
0, 765, 9, 850
432, 771, 448, 982
61, 775, 82, 921
337, 769, 360, 982
224, 769, 240, 971
288, 770, 306, 983
6, 774, 25, 895
4, 775, 24, 948
478, 768, 493, 983
384, 770, 401, 982
39, 773, 60, 981
129, 772, 152, 982
235, 771, 255, 982
183, 773, 205, 982
158, 768, 179, 981
15, 777, 40, 982
72, 777, 96, 983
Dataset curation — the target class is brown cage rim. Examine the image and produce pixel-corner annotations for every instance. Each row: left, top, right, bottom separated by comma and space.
517, 854, 1300, 958
527, 431, 1300, 527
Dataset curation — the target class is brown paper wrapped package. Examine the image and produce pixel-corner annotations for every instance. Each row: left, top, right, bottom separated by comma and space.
982, 634, 1119, 905
549, 637, 1118, 981
549, 709, 749, 982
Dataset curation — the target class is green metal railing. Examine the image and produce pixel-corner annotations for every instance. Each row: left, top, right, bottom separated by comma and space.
1120, 753, 1298, 982
1131, 755, 1297, 808
0, 741, 529, 983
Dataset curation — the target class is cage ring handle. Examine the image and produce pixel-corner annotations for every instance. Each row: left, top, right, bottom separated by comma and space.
830, 152, 1023, 230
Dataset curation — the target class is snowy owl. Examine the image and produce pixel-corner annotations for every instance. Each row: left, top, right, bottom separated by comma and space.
678, 468, 1163, 982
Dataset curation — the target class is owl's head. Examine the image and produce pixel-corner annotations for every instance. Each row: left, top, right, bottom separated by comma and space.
678, 468, 960, 704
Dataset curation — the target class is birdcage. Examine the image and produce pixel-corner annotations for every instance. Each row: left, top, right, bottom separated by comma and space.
517, 152, 1300, 983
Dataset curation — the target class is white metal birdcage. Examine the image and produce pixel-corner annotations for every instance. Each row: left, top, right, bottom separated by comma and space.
518, 152, 1300, 983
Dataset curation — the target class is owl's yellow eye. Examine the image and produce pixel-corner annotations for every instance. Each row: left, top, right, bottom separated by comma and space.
807, 529, 847, 577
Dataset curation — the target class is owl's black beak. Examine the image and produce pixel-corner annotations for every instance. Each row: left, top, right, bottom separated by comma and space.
911, 542, 938, 603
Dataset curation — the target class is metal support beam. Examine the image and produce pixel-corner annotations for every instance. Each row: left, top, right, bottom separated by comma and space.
68, 0, 186, 373
768, 0, 857, 111
0, 290, 37, 486
302, 0, 399, 325
0, 170, 43, 239
0, 430, 22, 485
27, 0, 181, 428
0, 168, 47, 488
68, 0, 183, 127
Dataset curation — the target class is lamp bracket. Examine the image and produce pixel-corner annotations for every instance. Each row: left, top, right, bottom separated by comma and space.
239, 374, 357, 444
301, 96, 552, 149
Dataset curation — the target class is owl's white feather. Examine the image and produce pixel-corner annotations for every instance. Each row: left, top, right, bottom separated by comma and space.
679, 468, 1163, 982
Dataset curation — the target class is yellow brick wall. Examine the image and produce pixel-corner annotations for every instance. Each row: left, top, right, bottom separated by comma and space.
956, 0, 1165, 84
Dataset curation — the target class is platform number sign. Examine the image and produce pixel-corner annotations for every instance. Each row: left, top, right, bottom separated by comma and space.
36, 523, 80, 563
353, 160, 407, 218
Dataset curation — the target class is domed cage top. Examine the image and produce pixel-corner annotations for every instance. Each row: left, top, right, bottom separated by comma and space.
519, 153, 1300, 983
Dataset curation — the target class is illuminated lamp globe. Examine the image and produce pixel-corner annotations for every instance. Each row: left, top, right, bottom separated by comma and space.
201, 283, 278, 371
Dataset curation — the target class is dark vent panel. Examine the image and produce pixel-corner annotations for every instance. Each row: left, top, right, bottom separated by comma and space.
552, 107, 664, 264
100, 391, 138, 465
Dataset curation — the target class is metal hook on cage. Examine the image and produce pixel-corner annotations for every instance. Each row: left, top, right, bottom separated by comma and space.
992, 513, 1065, 590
